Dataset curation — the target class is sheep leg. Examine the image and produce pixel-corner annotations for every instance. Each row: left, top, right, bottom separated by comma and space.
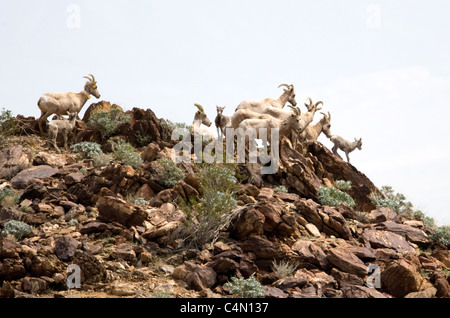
332, 145, 342, 159
38, 112, 52, 136
63, 131, 69, 149
345, 152, 350, 163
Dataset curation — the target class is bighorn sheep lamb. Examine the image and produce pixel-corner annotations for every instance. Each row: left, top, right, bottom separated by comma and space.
37, 74, 101, 134
47, 112, 78, 153
193, 103, 214, 141
329, 135, 362, 163
299, 111, 332, 142
215, 106, 231, 141
235, 84, 297, 113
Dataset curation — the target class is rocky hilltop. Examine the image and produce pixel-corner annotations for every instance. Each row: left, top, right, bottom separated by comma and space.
0, 102, 449, 299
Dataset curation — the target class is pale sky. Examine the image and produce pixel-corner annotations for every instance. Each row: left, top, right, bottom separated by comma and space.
1, 0, 449, 224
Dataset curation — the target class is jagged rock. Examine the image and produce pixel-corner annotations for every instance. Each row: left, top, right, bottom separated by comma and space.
54, 236, 79, 261
21, 277, 49, 294
258, 188, 274, 201
345, 246, 377, 262
381, 259, 426, 298
405, 287, 437, 298
291, 240, 330, 270
173, 180, 200, 202
239, 235, 284, 260
0, 281, 15, 298
109, 282, 136, 296
307, 141, 378, 212
366, 207, 399, 223
374, 221, 429, 246
111, 243, 136, 261
141, 142, 161, 162
431, 249, 450, 268
262, 286, 288, 298
172, 261, 217, 291
361, 229, 415, 253
135, 183, 155, 201
305, 223, 321, 237
64, 172, 85, 185
0, 145, 30, 179
256, 203, 282, 233
81, 100, 123, 122
232, 207, 265, 240
33, 152, 67, 168
430, 270, 450, 298
80, 221, 121, 235
274, 270, 309, 290
96, 196, 147, 227
11, 165, 58, 189
0, 207, 46, 225
71, 250, 106, 284
142, 221, 181, 240
82, 241, 103, 255
343, 285, 387, 298
327, 248, 368, 277
295, 199, 352, 240
27, 253, 62, 277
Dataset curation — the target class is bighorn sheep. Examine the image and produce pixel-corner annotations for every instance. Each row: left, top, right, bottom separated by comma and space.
215, 106, 231, 141
37, 74, 101, 134
193, 103, 214, 141
299, 111, 332, 142
47, 112, 78, 153
235, 84, 297, 113
329, 135, 362, 163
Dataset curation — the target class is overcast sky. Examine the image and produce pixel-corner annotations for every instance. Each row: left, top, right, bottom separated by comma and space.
1, 0, 449, 224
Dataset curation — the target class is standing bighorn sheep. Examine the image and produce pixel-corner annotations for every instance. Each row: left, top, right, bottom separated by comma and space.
235, 84, 297, 113
299, 111, 332, 142
193, 103, 214, 141
47, 112, 78, 153
37, 74, 101, 135
329, 135, 362, 163
215, 106, 231, 141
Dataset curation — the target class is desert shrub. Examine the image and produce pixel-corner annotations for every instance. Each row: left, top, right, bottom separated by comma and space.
161, 120, 192, 141
0, 108, 19, 137
431, 225, 450, 247
2, 220, 33, 240
318, 186, 356, 208
413, 210, 436, 228
133, 197, 148, 207
0, 188, 19, 208
334, 180, 352, 191
174, 164, 239, 248
272, 260, 298, 279
274, 185, 288, 193
156, 159, 185, 188
92, 153, 113, 168
224, 274, 264, 298
70, 142, 103, 158
87, 108, 131, 138
111, 139, 142, 169
370, 186, 424, 218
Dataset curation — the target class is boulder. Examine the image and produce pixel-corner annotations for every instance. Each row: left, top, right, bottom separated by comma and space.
327, 248, 368, 277
0, 145, 30, 179
21, 277, 49, 294
375, 221, 429, 246
54, 236, 79, 261
366, 208, 398, 223
232, 207, 265, 240
381, 259, 426, 298
291, 240, 330, 270
430, 270, 450, 298
72, 250, 106, 284
295, 199, 352, 239
11, 165, 58, 189
141, 142, 161, 162
111, 243, 136, 262
172, 262, 217, 291
361, 229, 415, 253
33, 152, 67, 168
96, 196, 147, 227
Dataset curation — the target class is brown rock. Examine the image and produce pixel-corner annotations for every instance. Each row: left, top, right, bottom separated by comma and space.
21, 277, 49, 294
96, 196, 147, 227
258, 188, 274, 201
327, 248, 368, 277
257, 203, 282, 232
11, 165, 58, 189
295, 199, 352, 239
142, 221, 181, 240
430, 270, 450, 298
243, 184, 260, 198
72, 250, 106, 284
405, 287, 437, 298
342, 285, 388, 298
239, 235, 284, 259
366, 208, 398, 223
0, 145, 30, 179
64, 172, 85, 185
291, 240, 330, 270
0, 281, 15, 298
361, 229, 415, 253
172, 262, 217, 291
54, 236, 79, 261
141, 142, 161, 162
111, 243, 136, 261
232, 207, 265, 240
263, 286, 288, 298
431, 250, 450, 268
381, 259, 426, 298
33, 152, 66, 168
135, 183, 155, 201
375, 221, 429, 246
81, 100, 123, 122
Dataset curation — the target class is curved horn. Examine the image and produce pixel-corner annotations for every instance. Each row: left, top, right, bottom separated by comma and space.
305, 97, 313, 107
278, 84, 291, 90
293, 106, 301, 117
194, 103, 205, 113
328, 111, 331, 121
89, 74, 96, 82
315, 101, 324, 107
83, 74, 95, 82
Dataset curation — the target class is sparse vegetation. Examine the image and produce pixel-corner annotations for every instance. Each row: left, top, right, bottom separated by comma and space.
334, 180, 352, 191
274, 185, 288, 193
87, 108, 131, 138
431, 225, 450, 247
318, 186, 356, 208
272, 259, 298, 279
0, 108, 20, 141
0, 188, 19, 208
1, 220, 33, 240
224, 274, 264, 298
71, 142, 103, 158
111, 139, 142, 169
156, 159, 185, 188
93, 152, 113, 168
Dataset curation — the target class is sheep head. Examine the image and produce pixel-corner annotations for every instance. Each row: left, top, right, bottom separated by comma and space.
320, 112, 332, 138
305, 98, 323, 113
216, 106, 226, 115
279, 84, 297, 106
355, 138, 363, 150
194, 103, 212, 127
83, 74, 101, 99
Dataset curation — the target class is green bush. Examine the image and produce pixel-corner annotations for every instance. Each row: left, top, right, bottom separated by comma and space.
111, 139, 142, 169
0, 108, 19, 138
272, 259, 298, 279
92, 152, 113, 168
431, 225, 450, 247
318, 186, 356, 208
2, 220, 33, 240
0, 188, 19, 208
224, 274, 264, 298
274, 185, 288, 193
71, 142, 103, 158
196, 164, 239, 195
370, 186, 426, 219
156, 159, 185, 188
87, 108, 131, 138
133, 197, 148, 207
334, 180, 352, 191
